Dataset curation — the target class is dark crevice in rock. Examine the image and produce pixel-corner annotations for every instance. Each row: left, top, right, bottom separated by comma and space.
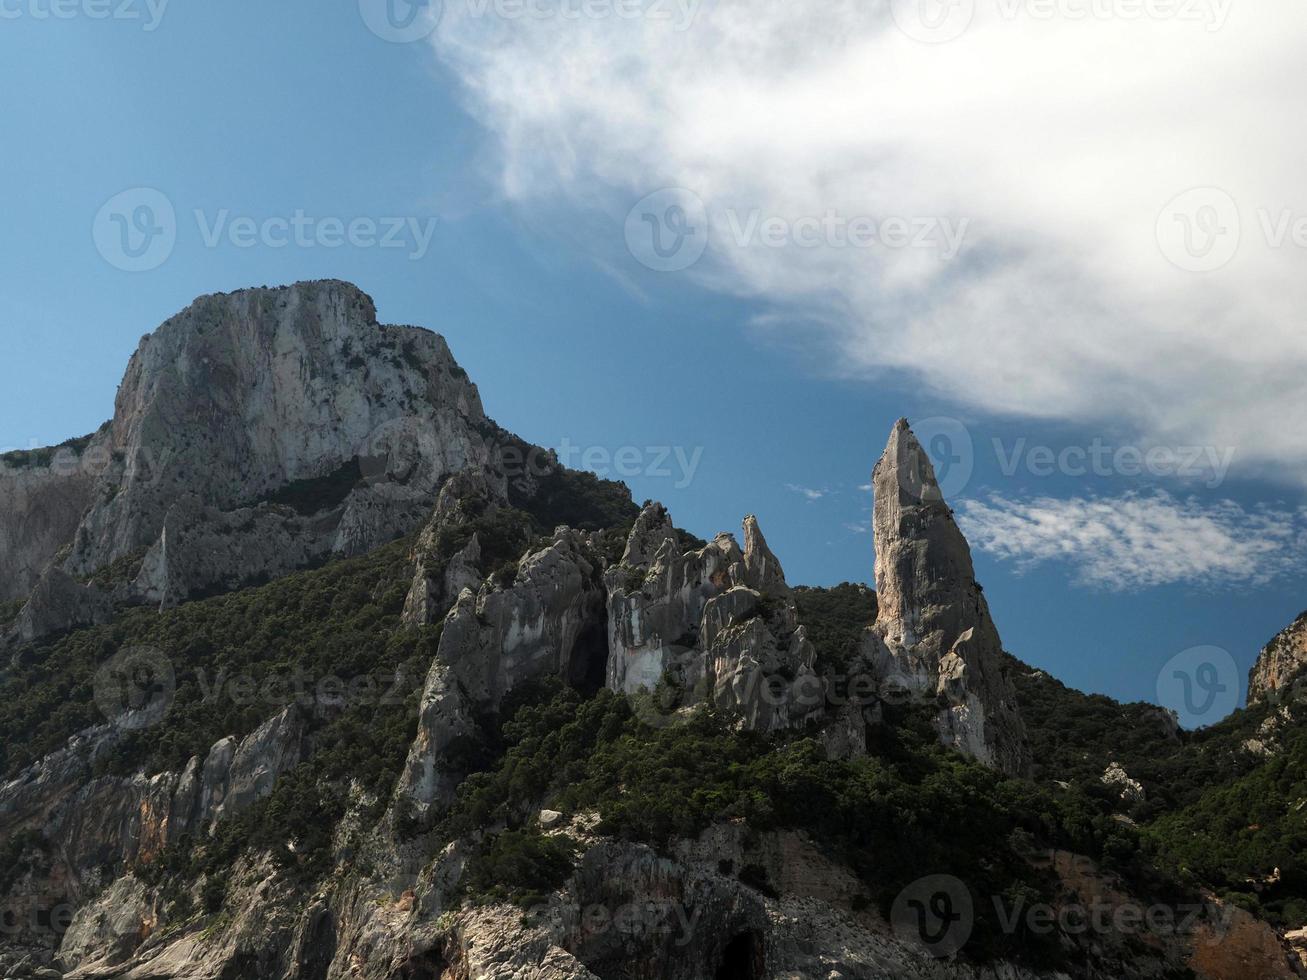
714, 930, 763, 980
567, 609, 610, 697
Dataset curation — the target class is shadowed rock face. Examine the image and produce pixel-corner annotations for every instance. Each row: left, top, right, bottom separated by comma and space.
863, 419, 1031, 776
396, 528, 609, 814
2, 280, 492, 640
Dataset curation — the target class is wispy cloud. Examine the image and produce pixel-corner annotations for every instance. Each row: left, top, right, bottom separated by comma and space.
786, 483, 829, 501
957, 492, 1307, 590
429, 4, 1307, 483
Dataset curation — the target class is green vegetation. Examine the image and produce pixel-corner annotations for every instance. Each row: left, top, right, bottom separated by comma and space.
259, 458, 365, 516
0, 431, 98, 470
460, 829, 578, 908
1008, 649, 1307, 927
519, 466, 639, 533
0, 598, 24, 632
792, 583, 877, 671
439, 678, 1176, 966
82, 549, 149, 590
0, 538, 430, 778
139, 693, 419, 902
1145, 726, 1307, 926
0, 830, 48, 895
8, 449, 1307, 961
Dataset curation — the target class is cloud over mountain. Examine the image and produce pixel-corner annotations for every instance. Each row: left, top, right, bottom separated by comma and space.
430, 1, 1307, 481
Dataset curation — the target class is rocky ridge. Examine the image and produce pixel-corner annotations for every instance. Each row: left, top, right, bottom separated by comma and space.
1249, 611, 1307, 704
1, 280, 492, 644
1, 282, 1299, 980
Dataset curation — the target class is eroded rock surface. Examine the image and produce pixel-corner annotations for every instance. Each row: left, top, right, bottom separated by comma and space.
860, 419, 1031, 776
1249, 611, 1307, 704
396, 528, 608, 814
2, 280, 492, 642
604, 507, 823, 734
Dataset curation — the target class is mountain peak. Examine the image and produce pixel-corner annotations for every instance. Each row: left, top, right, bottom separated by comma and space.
2, 281, 490, 639
866, 419, 1031, 776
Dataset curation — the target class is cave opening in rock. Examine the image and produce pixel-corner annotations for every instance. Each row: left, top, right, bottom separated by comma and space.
566, 613, 610, 696
714, 930, 763, 980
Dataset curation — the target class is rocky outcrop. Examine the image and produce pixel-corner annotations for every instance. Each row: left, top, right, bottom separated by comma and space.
396, 528, 608, 814
2, 280, 492, 642
0, 707, 305, 936
400, 468, 507, 628
9, 569, 114, 644
861, 419, 1030, 776
1249, 611, 1307, 704
1101, 762, 1146, 804
0, 440, 102, 604
604, 506, 823, 734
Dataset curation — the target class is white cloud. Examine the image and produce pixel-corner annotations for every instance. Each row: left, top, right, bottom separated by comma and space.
956, 492, 1307, 589
430, 2, 1307, 482
785, 483, 828, 501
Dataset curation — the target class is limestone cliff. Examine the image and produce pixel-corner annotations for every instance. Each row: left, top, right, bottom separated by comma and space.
604, 506, 823, 735
2, 282, 1294, 980
861, 419, 1031, 776
1, 280, 491, 641
1249, 611, 1307, 704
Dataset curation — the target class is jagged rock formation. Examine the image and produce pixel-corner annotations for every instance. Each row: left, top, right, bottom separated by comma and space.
400, 469, 507, 628
396, 527, 608, 814
604, 505, 823, 734
0, 706, 304, 949
1101, 762, 1146, 804
1, 280, 491, 642
861, 419, 1031, 776
1249, 611, 1307, 704
7, 281, 1304, 980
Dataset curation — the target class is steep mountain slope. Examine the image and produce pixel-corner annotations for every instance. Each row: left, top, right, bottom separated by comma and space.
0, 281, 1304, 980
0, 280, 490, 643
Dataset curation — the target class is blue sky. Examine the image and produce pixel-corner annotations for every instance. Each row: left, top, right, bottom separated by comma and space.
2, 2, 1305, 718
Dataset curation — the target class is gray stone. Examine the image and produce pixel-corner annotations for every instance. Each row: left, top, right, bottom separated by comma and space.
862, 419, 1030, 776
2, 280, 492, 642
1249, 611, 1307, 703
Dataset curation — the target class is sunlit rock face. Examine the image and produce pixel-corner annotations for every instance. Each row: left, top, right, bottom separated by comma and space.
2, 280, 492, 640
861, 419, 1031, 776
604, 504, 822, 734
1249, 610, 1307, 704
396, 527, 609, 815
